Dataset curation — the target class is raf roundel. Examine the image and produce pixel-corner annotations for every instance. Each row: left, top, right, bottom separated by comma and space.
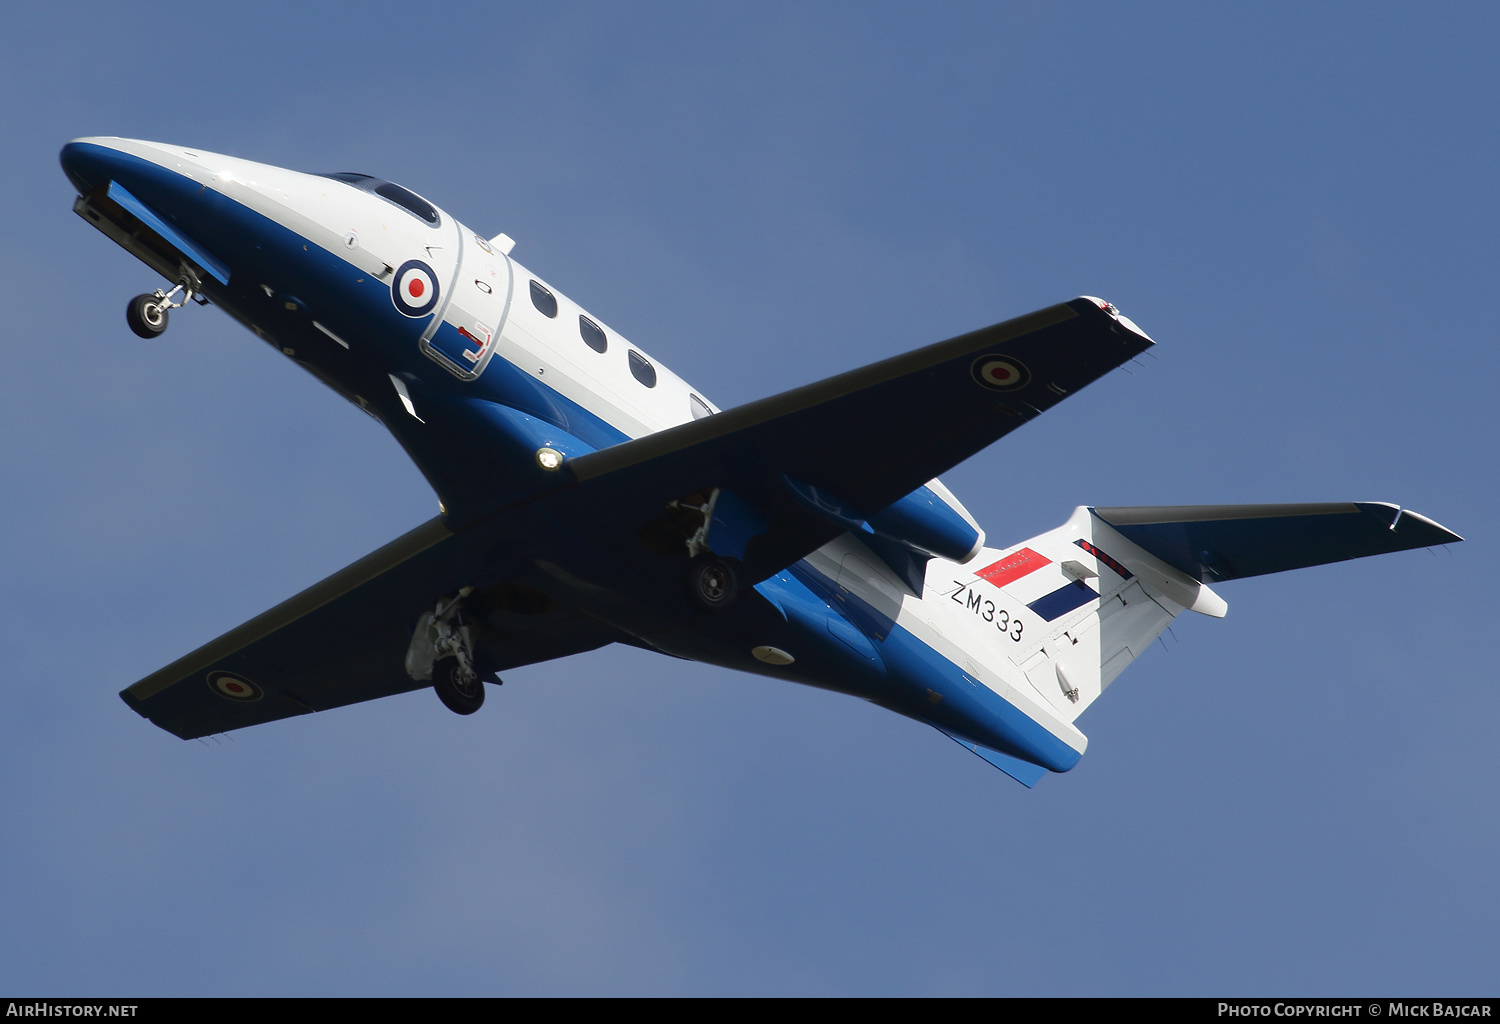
971, 355, 1031, 391
207, 670, 263, 702
392, 259, 440, 317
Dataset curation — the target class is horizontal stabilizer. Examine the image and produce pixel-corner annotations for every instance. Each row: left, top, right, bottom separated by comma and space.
1091, 503, 1462, 583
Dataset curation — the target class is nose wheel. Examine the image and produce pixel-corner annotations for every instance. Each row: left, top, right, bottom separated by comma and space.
125, 275, 201, 338
126, 293, 169, 337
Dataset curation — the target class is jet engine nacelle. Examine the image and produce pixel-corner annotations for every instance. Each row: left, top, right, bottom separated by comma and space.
784, 476, 983, 565
866, 487, 984, 563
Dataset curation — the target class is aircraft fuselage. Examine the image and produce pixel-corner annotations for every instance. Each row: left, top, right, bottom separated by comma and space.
70, 137, 1450, 788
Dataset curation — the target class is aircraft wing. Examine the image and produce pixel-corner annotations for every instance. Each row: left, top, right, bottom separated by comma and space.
558, 296, 1152, 581
120, 517, 625, 739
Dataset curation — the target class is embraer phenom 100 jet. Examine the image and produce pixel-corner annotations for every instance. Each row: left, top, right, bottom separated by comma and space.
60, 138, 1460, 786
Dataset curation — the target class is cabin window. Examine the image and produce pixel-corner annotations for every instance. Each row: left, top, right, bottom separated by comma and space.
529, 281, 558, 318
689, 395, 713, 419
579, 315, 608, 353
628, 351, 657, 388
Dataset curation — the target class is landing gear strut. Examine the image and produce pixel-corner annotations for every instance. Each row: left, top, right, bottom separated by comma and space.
126, 274, 201, 339
670, 487, 741, 613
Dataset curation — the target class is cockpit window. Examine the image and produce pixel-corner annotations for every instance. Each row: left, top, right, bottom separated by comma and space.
374, 182, 439, 225
320, 173, 440, 227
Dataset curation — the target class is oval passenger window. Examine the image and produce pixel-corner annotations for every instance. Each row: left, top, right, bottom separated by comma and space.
689, 395, 713, 419
579, 315, 607, 353
628, 350, 657, 388
529, 280, 557, 318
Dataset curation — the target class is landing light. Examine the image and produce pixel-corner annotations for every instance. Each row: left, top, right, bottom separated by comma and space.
535, 447, 564, 470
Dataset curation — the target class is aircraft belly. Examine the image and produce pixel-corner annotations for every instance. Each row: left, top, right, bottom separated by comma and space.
775, 554, 1082, 769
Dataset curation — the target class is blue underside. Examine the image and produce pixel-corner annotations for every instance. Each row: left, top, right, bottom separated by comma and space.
106, 180, 231, 284
775, 561, 1079, 775
933, 727, 1051, 787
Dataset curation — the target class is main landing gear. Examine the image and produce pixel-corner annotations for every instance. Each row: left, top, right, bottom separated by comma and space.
669, 487, 741, 613
405, 587, 496, 716
126, 276, 204, 339
433, 650, 485, 716
685, 553, 739, 613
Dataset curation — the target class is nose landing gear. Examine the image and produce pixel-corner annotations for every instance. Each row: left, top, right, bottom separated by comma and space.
126, 272, 204, 339
126, 293, 170, 337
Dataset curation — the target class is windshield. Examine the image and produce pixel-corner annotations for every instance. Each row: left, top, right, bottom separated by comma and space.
320, 172, 440, 227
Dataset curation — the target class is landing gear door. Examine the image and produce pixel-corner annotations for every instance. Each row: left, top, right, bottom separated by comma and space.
421, 230, 513, 381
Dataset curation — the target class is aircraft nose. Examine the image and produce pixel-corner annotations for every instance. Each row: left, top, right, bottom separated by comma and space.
60, 139, 128, 195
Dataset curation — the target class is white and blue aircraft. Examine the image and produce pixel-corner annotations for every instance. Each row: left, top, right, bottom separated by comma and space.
61, 138, 1461, 786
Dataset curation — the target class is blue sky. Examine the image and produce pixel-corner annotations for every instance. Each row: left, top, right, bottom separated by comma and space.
1, 1, 1495, 995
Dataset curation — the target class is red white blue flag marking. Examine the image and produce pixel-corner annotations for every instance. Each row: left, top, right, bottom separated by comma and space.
974, 546, 1098, 621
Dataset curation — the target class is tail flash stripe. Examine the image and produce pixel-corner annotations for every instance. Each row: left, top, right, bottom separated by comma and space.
1027, 580, 1100, 621
975, 547, 1051, 587
1074, 538, 1133, 579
